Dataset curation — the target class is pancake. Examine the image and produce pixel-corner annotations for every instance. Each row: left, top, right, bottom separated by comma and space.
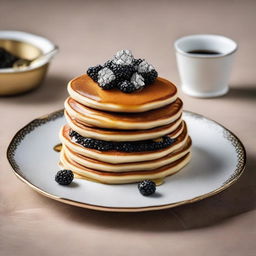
59, 123, 189, 163
65, 110, 183, 141
68, 75, 178, 113
60, 150, 191, 184
65, 97, 183, 130
62, 136, 191, 172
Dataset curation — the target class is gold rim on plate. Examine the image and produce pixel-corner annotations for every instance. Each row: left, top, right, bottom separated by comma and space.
6, 109, 246, 212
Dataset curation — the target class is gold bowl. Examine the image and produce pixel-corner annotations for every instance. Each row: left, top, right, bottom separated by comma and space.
0, 31, 58, 95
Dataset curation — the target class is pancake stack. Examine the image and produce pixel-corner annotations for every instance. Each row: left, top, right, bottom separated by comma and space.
60, 50, 191, 184
59, 73, 191, 184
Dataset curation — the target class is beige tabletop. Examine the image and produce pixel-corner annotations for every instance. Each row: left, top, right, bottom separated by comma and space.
0, 0, 255, 255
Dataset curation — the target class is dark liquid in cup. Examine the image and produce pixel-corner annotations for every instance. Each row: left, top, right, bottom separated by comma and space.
187, 50, 221, 55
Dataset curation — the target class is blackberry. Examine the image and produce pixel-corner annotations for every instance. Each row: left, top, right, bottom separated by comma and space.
130, 72, 145, 90
55, 170, 74, 185
137, 60, 155, 73
138, 180, 156, 196
97, 67, 116, 89
141, 69, 158, 86
99, 81, 116, 90
0, 47, 19, 68
105, 61, 135, 81
112, 49, 134, 65
87, 65, 102, 82
103, 60, 113, 69
86, 50, 158, 92
116, 64, 135, 81
133, 58, 144, 69
119, 80, 137, 93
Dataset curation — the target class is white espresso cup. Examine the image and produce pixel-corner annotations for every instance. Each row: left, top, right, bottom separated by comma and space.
174, 34, 238, 98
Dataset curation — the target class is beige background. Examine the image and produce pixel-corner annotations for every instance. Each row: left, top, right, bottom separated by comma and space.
0, 0, 255, 255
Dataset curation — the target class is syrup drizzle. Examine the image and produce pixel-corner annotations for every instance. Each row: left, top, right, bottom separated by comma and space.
152, 178, 165, 186
53, 143, 62, 152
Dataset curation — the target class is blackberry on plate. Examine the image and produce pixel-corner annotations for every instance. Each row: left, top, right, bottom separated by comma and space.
87, 65, 102, 82
138, 180, 156, 196
55, 170, 74, 185
141, 69, 158, 86
119, 80, 137, 93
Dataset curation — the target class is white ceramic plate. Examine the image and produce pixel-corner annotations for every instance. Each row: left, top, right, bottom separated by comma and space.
7, 110, 246, 212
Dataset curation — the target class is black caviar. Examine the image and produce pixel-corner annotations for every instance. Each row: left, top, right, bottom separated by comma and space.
69, 130, 175, 152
